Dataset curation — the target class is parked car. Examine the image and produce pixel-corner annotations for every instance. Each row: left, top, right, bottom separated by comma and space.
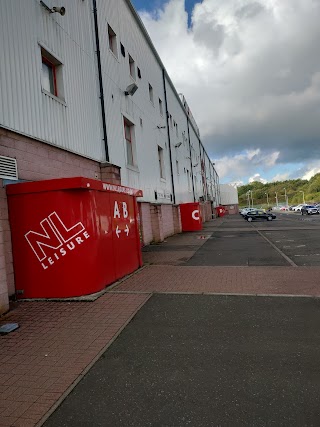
301, 205, 319, 215
292, 204, 308, 212
240, 207, 256, 216
243, 209, 276, 222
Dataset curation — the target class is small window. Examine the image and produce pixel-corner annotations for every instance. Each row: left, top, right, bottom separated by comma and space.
159, 98, 163, 116
149, 84, 154, 104
158, 146, 165, 179
124, 118, 135, 166
137, 67, 141, 79
42, 57, 57, 96
120, 43, 125, 57
140, 117, 143, 127
108, 25, 117, 57
170, 114, 173, 128
129, 55, 136, 79
41, 48, 63, 99
187, 169, 191, 191
176, 123, 178, 137
176, 160, 179, 175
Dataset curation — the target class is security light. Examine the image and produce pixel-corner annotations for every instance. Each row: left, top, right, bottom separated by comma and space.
125, 83, 138, 96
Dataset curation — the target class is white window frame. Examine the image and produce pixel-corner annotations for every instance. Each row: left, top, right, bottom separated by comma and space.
108, 24, 118, 58
149, 84, 154, 105
158, 146, 165, 179
40, 46, 64, 101
159, 98, 163, 116
129, 55, 136, 80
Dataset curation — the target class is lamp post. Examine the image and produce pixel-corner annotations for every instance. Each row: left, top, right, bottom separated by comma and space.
250, 190, 254, 208
265, 192, 269, 207
283, 188, 288, 207
247, 190, 251, 207
275, 192, 278, 207
300, 190, 305, 204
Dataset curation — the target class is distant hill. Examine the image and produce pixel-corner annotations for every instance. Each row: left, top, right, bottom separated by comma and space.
237, 173, 320, 207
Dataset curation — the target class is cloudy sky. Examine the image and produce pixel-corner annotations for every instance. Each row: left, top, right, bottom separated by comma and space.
131, 0, 320, 185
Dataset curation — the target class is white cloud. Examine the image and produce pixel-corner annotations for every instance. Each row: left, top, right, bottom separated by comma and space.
249, 173, 267, 184
271, 173, 290, 182
302, 165, 320, 180
213, 148, 279, 182
139, 0, 320, 183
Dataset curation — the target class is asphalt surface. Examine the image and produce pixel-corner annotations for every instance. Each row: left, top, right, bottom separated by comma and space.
186, 230, 289, 266
43, 213, 320, 427
44, 294, 320, 427
186, 213, 320, 267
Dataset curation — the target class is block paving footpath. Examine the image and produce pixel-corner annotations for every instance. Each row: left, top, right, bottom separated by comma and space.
0, 293, 150, 427
1, 218, 320, 426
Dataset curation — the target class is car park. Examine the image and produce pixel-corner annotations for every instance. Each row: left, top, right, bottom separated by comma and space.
301, 205, 319, 215
243, 209, 276, 222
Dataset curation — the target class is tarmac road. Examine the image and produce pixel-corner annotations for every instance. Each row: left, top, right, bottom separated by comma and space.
43, 214, 320, 427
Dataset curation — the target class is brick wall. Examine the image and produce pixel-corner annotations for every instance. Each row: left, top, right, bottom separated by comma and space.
139, 202, 153, 245
0, 128, 101, 182
200, 201, 213, 222
141, 203, 179, 245
173, 205, 182, 234
100, 162, 121, 185
223, 204, 239, 215
161, 204, 175, 239
150, 204, 163, 243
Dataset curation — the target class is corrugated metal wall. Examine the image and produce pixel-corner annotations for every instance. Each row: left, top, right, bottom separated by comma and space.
0, 0, 218, 205
220, 184, 239, 205
0, 0, 104, 161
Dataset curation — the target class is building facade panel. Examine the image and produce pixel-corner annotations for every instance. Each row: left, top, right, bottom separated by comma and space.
0, 0, 104, 161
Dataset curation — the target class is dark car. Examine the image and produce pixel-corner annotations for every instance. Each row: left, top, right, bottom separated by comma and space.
243, 209, 276, 222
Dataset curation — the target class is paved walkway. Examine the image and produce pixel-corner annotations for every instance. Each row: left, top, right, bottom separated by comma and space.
1, 216, 320, 426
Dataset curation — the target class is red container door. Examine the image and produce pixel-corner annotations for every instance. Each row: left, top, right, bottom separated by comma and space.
8, 189, 116, 299
180, 202, 202, 231
109, 194, 141, 280
217, 206, 226, 217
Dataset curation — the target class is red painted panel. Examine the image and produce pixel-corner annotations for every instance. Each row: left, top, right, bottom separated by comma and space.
109, 193, 141, 280
216, 206, 226, 217
180, 202, 202, 231
6, 178, 143, 299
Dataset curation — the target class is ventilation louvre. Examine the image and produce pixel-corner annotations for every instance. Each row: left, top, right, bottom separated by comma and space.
0, 155, 18, 180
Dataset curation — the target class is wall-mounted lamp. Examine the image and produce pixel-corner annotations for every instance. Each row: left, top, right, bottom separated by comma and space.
174, 142, 182, 148
186, 156, 191, 159
40, 1, 66, 15
124, 82, 138, 96
193, 163, 199, 167
157, 126, 166, 129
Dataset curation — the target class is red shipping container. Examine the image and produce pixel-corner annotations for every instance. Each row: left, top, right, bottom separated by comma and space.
180, 202, 202, 231
216, 206, 226, 217
6, 177, 143, 299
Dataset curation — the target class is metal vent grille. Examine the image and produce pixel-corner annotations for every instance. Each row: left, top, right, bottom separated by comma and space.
0, 155, 18, 180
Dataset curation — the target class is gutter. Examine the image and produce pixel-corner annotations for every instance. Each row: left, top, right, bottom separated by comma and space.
92, 0, 109, 162
162, 69, 176, 204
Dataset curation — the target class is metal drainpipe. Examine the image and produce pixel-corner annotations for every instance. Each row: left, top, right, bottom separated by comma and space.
92, 0, 109, 162
162, 69, 176, 204
186, 119, 196, 202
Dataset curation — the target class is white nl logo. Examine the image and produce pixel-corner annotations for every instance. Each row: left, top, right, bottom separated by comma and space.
25, 212, 90, 270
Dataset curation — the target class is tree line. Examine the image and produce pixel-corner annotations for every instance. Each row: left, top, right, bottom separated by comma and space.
237, 173, 320, 207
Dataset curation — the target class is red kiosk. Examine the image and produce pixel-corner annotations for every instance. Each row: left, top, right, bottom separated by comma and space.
180, 202, 203, 231
6, 177, 143, 299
